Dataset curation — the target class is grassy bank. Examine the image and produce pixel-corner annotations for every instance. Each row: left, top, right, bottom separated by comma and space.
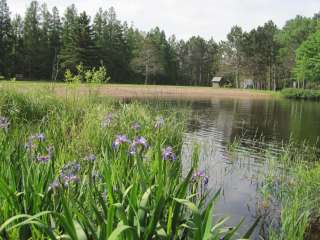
0, 87, 255, 239
261, 141, 320, 240
281, 88, 320, 100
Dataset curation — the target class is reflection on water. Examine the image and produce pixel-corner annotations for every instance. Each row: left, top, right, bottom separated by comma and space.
129, 97, 320, 239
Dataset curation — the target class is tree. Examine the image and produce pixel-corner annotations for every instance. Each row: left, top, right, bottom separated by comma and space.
11, 15, 24, 76
23, 0, 42, 79
240, 21, 279, 89
50, 6, 62, 80
60, 7, 97, 73
275, 15, 316, 86
93, 7, 130, 83
294, 30, 320, 87
226, 26, 244, 88
131, 36, 164, 84
0, 0, 12, 76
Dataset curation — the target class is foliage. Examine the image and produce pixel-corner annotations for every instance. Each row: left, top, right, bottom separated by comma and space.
0, 87, 255, 239
64, 63, 110, 84
261, 141, 320, 240
281, 88, 320, 100
294, 30, 320, 84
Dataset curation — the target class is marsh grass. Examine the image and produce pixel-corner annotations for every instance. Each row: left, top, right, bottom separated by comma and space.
259, 140, 320, 240
0, 87, 255, 239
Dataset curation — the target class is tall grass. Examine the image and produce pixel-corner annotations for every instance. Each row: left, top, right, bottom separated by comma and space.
260, 140, 320, 240
0, 87, 253, 239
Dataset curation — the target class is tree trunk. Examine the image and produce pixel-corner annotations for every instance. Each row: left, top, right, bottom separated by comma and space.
145, 61, 149, 85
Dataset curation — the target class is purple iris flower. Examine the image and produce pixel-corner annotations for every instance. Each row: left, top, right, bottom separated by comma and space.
101, 113, 113, 128
112, 135, 131, 149
162, 146, 177, 161
36, 155, 51, 163
35, 146, 54, 163
60, 162, 81, 186
85, 154, 96, 162
130, 136, 149, 155
37, 133, 45, 142
0, 116, 10, 130
62, 174, 80, 186
155, 116, 164, 129
131, 122, 141, 131
193, 170, 209, 187
48, 180, 60, 191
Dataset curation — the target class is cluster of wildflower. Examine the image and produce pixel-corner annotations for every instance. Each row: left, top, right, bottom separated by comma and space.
101, 113, 113, 128
192, 170, 209, 187
162, 146, 177, 161
60, 162, 81, 186
112, 135, 131, 149
48, 162, 81, 192
0, 116, 10, 131
25, 133, 54, 163
25, 133, 45, 151
112, 134, 149, 156
129, 136, 149, 155
36, 146, 54, 163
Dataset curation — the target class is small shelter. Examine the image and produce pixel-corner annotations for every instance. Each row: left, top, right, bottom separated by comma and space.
211, 77, 223, 88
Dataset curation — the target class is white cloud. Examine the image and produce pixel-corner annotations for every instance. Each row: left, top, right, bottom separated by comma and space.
7, 0, 320, 41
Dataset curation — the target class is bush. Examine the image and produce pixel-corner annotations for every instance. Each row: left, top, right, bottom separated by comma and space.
65, 63, 111, 84
281, 88, 320, 100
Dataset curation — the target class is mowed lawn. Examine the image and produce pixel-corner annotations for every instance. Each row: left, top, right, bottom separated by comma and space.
0, 81, 276, 100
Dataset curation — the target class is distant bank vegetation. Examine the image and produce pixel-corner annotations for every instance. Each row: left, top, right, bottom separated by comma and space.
282, 88, 320, 100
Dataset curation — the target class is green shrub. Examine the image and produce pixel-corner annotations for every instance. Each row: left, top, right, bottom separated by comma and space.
281, 88, 320, 100
65, 63, 110, 84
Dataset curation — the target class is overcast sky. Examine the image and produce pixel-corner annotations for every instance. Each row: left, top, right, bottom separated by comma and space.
7, 0, 320, 41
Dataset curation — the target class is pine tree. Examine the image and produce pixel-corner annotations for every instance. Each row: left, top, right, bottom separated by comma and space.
23, 0, 41, 79
60, 7, 97, 73
38, 3, 52, 79
93, 7, 130, 82
11, 15, 24, 76
50, 6, 62, 80
0, 0, 12, 76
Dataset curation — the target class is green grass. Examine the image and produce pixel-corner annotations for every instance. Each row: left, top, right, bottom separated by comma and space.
261, 140, 320, 240
0, 86, 255, 239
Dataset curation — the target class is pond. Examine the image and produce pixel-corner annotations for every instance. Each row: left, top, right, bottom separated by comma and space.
132, 97, 320, 239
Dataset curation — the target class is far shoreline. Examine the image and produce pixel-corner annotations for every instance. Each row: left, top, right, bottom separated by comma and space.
0, 81, 277, 100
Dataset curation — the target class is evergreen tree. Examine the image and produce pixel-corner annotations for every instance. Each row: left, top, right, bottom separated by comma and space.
11, 15, 24, 76
60, 7, 97, 73
0, 0, 12, 76
50, 6, 62, 80
93, 7, 130, 82
23, 0, 41, 79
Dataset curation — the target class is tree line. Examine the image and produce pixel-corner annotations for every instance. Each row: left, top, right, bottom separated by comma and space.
0, 0, 319, 88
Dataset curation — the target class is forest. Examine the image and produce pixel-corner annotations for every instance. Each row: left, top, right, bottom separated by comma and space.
0, 0, 320, 89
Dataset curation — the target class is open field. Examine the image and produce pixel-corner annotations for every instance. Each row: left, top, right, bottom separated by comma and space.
0, 81, 277, 100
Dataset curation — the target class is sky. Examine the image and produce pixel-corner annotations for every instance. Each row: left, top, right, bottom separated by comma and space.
7, 0, 320, 41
